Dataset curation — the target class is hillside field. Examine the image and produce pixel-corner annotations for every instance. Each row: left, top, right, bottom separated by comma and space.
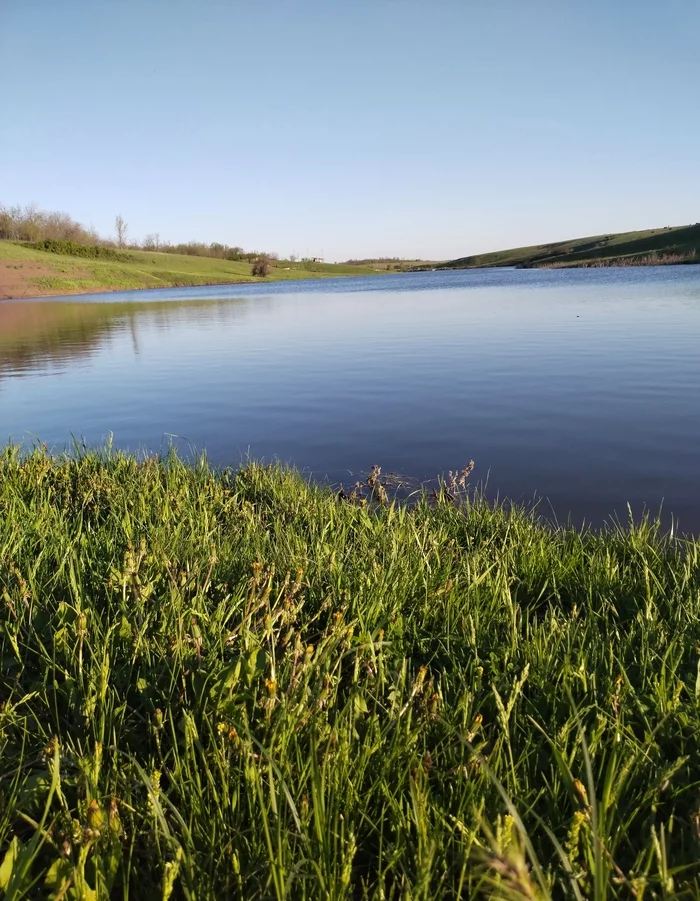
0, 242, 383, 300
438, 223, 700, 270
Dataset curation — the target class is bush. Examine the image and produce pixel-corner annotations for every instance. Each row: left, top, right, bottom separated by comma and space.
22, 239, 132, 262
251, 256, 273, 277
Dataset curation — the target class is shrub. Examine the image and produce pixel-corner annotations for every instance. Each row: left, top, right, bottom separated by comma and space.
22, 239, 133, 262
251, 256, 273, 277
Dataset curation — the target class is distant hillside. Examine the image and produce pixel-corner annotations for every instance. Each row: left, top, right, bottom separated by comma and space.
438, 223, 700, 270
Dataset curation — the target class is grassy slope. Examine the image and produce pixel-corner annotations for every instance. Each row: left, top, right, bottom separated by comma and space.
0, 242, 382, 298
439, 222, 700, 269
2, 449, 700, 898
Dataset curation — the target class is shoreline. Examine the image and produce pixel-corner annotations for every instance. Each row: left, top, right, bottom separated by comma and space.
0, 278, 252, 302
0, 268, 391, 302
0, 241, 394, 301
0, 275, 263, 303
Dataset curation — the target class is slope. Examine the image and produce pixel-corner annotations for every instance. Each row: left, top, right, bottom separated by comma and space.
438, 223, 700, 269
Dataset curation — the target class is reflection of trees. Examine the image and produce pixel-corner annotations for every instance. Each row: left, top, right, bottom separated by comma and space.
0, 298, 253, 379
0, 298, 262, 378
0, 304, 118, 376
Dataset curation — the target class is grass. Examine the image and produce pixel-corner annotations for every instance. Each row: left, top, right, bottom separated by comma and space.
438, 223, 700, 270
2, 447, 700, 898
0, 242, 384, 299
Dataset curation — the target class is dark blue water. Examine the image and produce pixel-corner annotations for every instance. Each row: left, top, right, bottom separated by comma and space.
2, 267, 700, 529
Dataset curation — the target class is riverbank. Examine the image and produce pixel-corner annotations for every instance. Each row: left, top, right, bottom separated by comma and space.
532, 251, 697, 269
0, 241, 383, 299
2, 447, 699, 897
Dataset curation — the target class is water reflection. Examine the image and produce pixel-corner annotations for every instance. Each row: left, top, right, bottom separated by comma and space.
0, 297, 254, 378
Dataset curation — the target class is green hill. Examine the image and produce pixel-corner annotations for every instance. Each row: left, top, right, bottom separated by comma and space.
0, 241, 383, 300
438, 223, 700, 270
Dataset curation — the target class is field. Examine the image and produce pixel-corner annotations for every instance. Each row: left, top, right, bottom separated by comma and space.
438, 223, 700, 270
0, 242, 383, 300
2, 448, 700, 898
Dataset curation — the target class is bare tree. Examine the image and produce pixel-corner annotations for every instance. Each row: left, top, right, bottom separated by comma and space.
115, 215, 128, 248
142, 233, 161, 251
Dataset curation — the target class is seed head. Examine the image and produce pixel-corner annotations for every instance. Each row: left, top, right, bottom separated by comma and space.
109, 798, 122, 835
573, 778, 589, 808
87, 799, 105, 832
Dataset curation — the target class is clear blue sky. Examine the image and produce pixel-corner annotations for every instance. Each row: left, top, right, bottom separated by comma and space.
1, 0, 698, 260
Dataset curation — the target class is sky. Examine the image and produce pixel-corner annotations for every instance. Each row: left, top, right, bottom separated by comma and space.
1, 0, 699, 261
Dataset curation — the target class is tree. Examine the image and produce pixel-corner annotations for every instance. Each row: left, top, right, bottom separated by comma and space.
115, 215, 128, 248
251, 255, 272, 277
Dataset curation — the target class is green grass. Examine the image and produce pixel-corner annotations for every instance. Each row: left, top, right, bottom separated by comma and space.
0, 242, 384, 298
438, 223, 700, 270
2, 448, 700, 898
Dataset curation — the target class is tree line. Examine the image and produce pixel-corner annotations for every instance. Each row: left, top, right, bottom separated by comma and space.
0, 203, 279, 263
0, 203, 101, 245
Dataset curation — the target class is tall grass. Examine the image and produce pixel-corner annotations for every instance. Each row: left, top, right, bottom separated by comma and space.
1, 448, 700, 898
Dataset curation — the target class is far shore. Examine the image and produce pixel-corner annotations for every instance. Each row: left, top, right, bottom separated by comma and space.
0, 274, 273, 302
1, 279, 250, 302
0, 239, 418, 301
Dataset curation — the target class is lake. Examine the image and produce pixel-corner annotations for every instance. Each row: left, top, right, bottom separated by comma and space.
2, 266, 699, 529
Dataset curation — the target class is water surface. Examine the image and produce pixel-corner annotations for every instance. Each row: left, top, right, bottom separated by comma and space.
2, 267, 699, 529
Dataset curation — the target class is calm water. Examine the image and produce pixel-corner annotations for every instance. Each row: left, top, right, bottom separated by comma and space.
2, 267, 700, 529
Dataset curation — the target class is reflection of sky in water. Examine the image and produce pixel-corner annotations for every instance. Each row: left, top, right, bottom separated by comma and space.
1, 267, 700, 529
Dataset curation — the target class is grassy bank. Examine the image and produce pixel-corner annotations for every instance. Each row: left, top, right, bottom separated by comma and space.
0, 242, 382, 300
2, 449, 700, 898
438, 223, 700, 270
